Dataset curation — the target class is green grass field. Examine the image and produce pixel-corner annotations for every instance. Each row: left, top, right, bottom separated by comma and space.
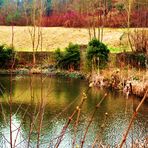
0, 26, 129, 52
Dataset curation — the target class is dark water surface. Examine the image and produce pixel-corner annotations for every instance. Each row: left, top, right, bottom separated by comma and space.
0, 75, 147, 147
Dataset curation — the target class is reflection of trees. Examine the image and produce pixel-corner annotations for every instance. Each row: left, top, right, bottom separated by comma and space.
0, 75, 87, 106
0, 75, 147, 146
48, 77, 86, 106
0, 75, 15, 97
0, 102, 73, 144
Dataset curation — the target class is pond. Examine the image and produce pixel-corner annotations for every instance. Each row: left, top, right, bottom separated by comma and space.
0, 75, 147, 147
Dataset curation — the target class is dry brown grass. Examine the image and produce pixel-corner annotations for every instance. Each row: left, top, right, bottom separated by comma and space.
0, 26, 124, 52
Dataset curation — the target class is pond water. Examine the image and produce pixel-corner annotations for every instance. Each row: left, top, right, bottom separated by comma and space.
0, 75, 147, 147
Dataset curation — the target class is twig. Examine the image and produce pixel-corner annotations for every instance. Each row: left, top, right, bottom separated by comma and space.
119, 89, 148, 148
91, 113, 108, 148
80, 93, 107, 148
54, 90, 88, 148
72, 106, 81, 148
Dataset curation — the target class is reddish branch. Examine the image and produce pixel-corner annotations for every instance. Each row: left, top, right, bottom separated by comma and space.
54, 91, 88, 148
72, 106, 81, 148
119, 89, 148, 148
9, 52, 16, 148
80, 93, 107, 148
91, 113, 108, 148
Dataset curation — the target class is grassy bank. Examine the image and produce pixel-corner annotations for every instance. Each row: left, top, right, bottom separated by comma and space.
0, 26, 126, 52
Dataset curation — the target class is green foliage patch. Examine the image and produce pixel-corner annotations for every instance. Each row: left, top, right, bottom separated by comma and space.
55, 43, 80, 70
86, 38, 109, 70
0, 44, 17, 68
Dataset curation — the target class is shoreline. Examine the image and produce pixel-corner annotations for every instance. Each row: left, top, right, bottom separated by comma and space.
0, 67, 147, 101
0, 68, 85, 79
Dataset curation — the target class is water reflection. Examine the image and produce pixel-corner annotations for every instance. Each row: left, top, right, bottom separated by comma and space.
0, 75, 147, 147
1, 115, 27, 147
0, 75, 15, 98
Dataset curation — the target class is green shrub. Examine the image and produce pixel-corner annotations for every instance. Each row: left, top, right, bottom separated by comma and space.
0, 44, 17, 68
55, 43, 80, 70
117, 52, 148, 69
6, 10, 21, 25
128, 53, 147, 68
116, 3, 125, 13
86, 38, 109, 70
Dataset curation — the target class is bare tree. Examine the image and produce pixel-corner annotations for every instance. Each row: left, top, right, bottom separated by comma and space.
4, 0, 19, 48
23, 0, 45, 65
123, 0, 135, 51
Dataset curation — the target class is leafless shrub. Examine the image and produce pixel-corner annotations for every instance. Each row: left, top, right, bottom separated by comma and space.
130, 29, 148, 54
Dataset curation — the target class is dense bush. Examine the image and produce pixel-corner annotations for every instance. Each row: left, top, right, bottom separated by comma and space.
115, 3, 125, 13
6, 10, 21, 25
42, 11, 87, 27
86, 39, 109, 70
128, 53, 148, 68
116, 52, 148, 69
0, 45, 17, 68
55, 43, 80, 70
